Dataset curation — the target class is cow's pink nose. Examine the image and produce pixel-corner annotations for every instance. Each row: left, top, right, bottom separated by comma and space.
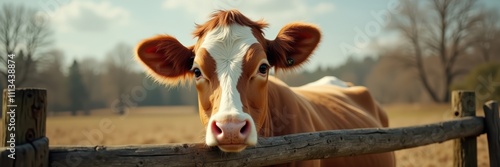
211, 120, 250, 144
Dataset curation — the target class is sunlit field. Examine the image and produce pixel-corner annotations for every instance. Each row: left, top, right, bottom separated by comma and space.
45, 106, 205, 145
2, 104, 490, 167
384, 104, 489, 167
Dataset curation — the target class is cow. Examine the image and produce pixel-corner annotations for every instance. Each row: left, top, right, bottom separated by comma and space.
135, 10, 395, 167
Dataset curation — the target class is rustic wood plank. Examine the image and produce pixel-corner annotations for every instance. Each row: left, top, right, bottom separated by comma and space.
0, 147, 14, 166
1, 89, 14, 146
14, 142, 36, 167
2, 88, 47, 145
16, 89, 47, 144
0, 137, 49, 167
1, 89, 48, 167
32, 137, 50, 167
48, 117, 484, 167
484, 101, 499, 167
452, 91, 477, 167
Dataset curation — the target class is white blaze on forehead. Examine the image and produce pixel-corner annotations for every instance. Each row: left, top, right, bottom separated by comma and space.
199, 24, 260, 147
200, 24, 258, 115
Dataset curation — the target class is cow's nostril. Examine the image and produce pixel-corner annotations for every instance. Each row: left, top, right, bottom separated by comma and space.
212, 122, 222, 135
240, 121, 249, 134
212, 120, 250, 143
240, 122, 247, 133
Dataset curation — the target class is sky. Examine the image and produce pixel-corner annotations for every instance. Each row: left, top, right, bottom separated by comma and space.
2, 0, 500, 71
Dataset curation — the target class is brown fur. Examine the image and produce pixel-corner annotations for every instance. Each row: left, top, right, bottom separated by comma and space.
193, 10, 321, 71
262, 77, 395, 167
135, 35, 195, 86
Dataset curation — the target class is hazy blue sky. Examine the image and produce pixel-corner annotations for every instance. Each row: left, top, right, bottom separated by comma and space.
3, 0, 500, 71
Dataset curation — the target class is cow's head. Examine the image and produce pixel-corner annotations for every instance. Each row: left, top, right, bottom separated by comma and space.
136, 10, 320, 152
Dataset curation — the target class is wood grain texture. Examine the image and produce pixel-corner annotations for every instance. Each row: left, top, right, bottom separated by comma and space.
32, 137, 50, 167
2, 88, 47, 145
452, 91, 477, 167
48, 117, 484, 167
0, 147, 14, 166
13, 141, 36, 167
1, 88, 48, 167
484, 101, 499, 167
0, 137, 49, 167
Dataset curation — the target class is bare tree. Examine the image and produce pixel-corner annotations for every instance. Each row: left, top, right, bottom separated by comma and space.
104, 43, 137, 114
471, 9, 500, 62
389, 0, 489, 102
0, 4, 52, 86
37, 49, 68, 112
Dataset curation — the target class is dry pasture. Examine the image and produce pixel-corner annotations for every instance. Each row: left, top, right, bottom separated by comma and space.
1, 104, 491, 166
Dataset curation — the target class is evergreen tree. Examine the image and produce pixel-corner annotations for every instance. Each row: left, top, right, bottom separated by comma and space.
67, 60, 89, 115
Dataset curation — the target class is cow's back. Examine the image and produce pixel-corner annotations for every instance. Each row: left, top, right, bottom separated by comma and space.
268, 76, 395, 167
294, 84, 389, 129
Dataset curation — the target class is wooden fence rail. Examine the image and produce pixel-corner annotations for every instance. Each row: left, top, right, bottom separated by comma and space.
1, 89, 499, 167
49, 117, 484, 167
484, 101, 500, 167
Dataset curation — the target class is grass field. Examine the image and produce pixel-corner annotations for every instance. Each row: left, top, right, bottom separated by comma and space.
384, 104, 489, 167
1, 104, 491, 166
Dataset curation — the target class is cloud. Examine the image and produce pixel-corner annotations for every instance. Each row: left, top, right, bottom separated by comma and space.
50, 1, 130, 32
238, 0, 334, 21
162, 0, 334, 27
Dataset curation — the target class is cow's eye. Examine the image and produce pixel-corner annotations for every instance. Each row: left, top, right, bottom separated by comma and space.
258, 64, 269, 74
193, 68, 202, 78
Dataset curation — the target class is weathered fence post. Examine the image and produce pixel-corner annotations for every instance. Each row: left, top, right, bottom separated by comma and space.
0, 88, 48, 167
452, 90, 477, 167
483, 100, 499, 167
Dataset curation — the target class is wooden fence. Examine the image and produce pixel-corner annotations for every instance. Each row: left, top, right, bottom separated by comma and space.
0, 89, 499, 167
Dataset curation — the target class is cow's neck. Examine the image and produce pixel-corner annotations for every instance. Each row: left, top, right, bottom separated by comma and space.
259, 76, 309, 137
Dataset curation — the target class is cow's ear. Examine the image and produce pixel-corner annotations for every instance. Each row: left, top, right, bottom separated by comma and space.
136, 35, 194, 85
266, 22, 321, 70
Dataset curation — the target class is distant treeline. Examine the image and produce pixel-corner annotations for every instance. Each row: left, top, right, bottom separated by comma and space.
1, 1, 500, 115
1, 47, 498, 115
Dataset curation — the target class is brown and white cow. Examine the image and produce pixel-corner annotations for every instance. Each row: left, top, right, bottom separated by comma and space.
135, 10, 395, 167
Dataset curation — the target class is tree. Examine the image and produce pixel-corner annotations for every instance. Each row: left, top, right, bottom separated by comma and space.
165, 87, 183, 106
68, 60, 90, 115
388, 0, 491, 102
104, 43, 137, 115
365, 49, 422, 104
80, 57, 107, 110
37, 49, 68, 112
139, 76, 165, 106
0, 4, 52, 86
471, 9, 500, 62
